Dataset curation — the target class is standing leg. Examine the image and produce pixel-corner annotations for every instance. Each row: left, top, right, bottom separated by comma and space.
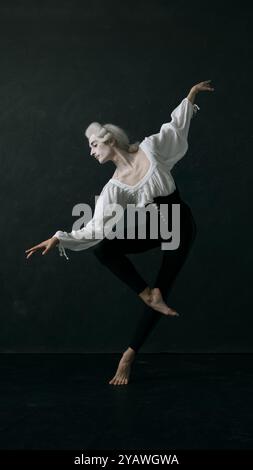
94, 200, 197, 384
93, 227, 160, 386
109, 208, 196, 385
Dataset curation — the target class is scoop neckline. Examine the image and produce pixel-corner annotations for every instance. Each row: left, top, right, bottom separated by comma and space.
109, 141, 155, 190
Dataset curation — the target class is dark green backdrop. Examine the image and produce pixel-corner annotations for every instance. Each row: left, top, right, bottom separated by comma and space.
1, 0, 252, 352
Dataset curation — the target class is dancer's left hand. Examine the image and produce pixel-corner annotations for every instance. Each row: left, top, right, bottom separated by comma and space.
191, 80, 214, 93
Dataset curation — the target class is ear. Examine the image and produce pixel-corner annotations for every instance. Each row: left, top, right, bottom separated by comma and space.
109, 137, 116, 147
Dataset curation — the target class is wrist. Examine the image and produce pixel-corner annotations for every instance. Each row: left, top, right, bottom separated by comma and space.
190, 86, 198, 94
187, 87, 198, 105
52, 236, 59, 246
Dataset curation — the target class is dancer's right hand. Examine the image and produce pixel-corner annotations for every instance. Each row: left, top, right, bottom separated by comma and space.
25, 237, 59, 259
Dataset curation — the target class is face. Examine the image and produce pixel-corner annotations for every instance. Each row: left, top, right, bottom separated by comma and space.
89, 135, 114, 164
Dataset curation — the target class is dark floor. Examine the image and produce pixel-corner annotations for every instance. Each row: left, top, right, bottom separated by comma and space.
0, 353, 252, 450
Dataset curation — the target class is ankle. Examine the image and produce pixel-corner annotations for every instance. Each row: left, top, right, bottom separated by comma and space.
124, 347, 136, 357
138, 286, 151, 300
128, 347, 136, 354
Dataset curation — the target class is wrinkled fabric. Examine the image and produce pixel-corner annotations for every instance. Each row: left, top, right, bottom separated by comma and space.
52, 97, 199, 259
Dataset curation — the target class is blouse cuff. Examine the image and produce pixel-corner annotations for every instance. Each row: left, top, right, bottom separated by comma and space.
52, 231, 70, 261
58, 242, 69, 261
185, 97, 200, 117
193, 103, 200, 116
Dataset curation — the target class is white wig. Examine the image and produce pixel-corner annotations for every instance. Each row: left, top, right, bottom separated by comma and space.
84, 122, 140, 153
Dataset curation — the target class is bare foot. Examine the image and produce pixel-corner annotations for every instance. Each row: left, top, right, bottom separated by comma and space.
109, 347, 136, 385
139, 287, 179, 317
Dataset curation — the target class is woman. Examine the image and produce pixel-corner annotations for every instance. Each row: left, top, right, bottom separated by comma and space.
25, 80, 214, 385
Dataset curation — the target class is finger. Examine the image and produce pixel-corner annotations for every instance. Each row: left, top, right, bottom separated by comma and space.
200, 81, 211, 87
26, 246, 41, 258
25, 248, 35, 253
42, 244, 53, 255
25, 248, 39, 255
25, 245, 40, 253
26, 251, 35, 259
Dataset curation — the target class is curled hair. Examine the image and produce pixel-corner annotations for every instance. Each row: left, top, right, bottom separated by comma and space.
84, 122, 140, 153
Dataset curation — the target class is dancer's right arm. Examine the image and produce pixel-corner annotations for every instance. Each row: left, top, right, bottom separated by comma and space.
52, 183, 127, 251
25, 183, 128, 260
25, 236, 59, 259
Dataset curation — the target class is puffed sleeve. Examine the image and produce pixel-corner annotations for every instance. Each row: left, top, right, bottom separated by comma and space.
52, 183, 127, 260
144, 97, 200, 170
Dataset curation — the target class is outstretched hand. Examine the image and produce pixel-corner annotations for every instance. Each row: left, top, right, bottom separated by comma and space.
192, 80, 214, 93
25, 237, 59, 259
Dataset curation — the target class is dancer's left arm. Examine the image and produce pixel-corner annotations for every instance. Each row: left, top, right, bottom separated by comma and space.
144, 80, 214, 170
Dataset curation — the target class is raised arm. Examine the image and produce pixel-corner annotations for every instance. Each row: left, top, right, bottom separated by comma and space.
143, 80, 214, 170
187, 80, 214, 104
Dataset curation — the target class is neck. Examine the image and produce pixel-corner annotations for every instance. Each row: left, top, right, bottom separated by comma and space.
111, 148, 135, 173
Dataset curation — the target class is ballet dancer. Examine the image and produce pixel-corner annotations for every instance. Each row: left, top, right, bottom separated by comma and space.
25, 80, 214, 385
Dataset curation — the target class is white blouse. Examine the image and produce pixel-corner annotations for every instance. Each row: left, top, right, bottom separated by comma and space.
53, 97, 200, 260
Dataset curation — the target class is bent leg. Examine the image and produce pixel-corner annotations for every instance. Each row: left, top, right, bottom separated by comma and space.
92, 235, 157, 295
128, 204, 197, 352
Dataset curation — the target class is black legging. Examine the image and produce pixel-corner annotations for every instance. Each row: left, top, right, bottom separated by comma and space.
92, 185, 197, 353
